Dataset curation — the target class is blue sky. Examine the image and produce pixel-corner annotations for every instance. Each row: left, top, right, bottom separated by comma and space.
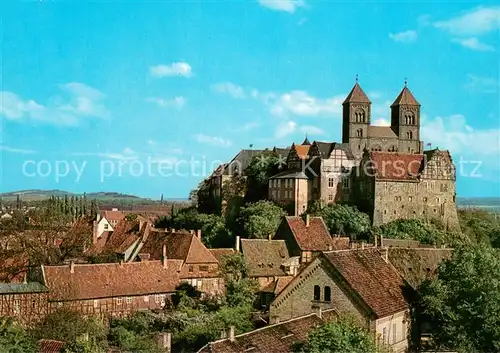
1, 0, 499, 199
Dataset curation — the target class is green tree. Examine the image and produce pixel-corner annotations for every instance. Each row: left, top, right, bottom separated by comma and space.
458, 208, 500, 245
219, 253, 248, 282
308, 203, 371, 239
244, 150, 283, 202
0, 317, 37, 353
418, 243, 500, 352
238, 201, 285, 239
298, 318, 384, 353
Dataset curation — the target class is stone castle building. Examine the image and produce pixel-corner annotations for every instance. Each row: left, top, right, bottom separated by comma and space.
267, 81, 460, 230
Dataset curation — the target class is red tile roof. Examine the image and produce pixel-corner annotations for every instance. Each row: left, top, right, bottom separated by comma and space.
102, 220, 141, 254
42, 260, 182, 301
369, 152, 423, 181
101, 210, 125, 222
284, 217, 334, 251
343, 82, 371, 104
198, 313, 325, 353
294, 145, 310, 160
38, 339, 65, 353
331, 236, 350, 250
209, 248, 235, 263
391, 86, 420, 107
324, 249, 409, 318
262, 276, 294, 295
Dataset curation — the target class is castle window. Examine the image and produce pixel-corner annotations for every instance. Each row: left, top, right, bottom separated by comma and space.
354, 109, 366, 123
409, 196, 413, 202
384, 210, 387, 214
423, 197, 428, 202
356, 129, 363, 138
328, 178, 334, 188
394, 210, 397, 214
342, 178, 349, 188
407, 131, 413, 139
405, 113, 416, 125
328, 194, 333, 201
324, 286, 331, 302
313, 285, 321, 301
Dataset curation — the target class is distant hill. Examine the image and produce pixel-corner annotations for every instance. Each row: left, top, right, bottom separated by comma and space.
457, 197, 500, 211
0, 189, 146, 202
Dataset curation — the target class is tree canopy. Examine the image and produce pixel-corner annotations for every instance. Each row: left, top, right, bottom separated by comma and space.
418, 243, 500, 352
244, 150, 284, 202
238, 201, 286, 239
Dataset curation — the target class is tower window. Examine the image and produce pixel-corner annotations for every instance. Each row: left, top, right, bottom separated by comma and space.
405, 113, 416, 125
356, 129, 363, 137
313, 285, 321, 301
407, 131, 413, 139
354, 109, 366, 123
324, 286, 331, 302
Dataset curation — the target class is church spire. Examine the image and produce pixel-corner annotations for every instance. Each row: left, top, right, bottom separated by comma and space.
302, 134, 311, 145
391, 84, 420, 107
343, 81, 371, 105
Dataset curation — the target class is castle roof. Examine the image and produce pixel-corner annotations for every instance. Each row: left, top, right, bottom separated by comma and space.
343, 82, 371, 104
368, 152, 424, 181
391, 86, 420, 107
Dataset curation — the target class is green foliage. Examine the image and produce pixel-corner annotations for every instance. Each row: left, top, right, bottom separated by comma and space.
34, 309, 107, 348
225, 278, 258, 308
308, 203, 371, 239
219, 253, 248, 282
109, 326, 160, 353
418, 243, 500, 352
458, 208, 500, 245
124, 213, 138, 221
238, 201, 286, 239
0, 317, 37, 353
244, 150, 283, 202
301, 317, 384, 353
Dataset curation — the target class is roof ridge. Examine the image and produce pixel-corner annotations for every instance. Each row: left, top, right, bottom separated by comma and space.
43, 259, 183, 269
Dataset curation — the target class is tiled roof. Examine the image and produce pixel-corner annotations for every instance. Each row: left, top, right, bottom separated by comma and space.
0, 282, 48, 294
369, 152, 424, 181
283, 217, 334, 251
310, 142, 355, 160
294, 145, 310, 159
101, 210, 126, 222
368, 126, 397, 139
102, 219, 141, 254
38, 339, 65, 353
140, 232, 218, 264
331, 236, 351, 250
198, 313, 325, 353
269, 169, 310, 180
387, 248, 452, 289
324, 249, 409, 318
262, 276, 294, 295
391, 86, 420, 107
209, 248, 235, 263
241, 239, 290, 277
85, 231, 111, 256
273, 147, 291, 158
343, 83, 371, 104
42, 260, 182, 301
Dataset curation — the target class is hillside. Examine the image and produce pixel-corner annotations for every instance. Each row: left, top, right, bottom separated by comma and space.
0, 189, 146, 202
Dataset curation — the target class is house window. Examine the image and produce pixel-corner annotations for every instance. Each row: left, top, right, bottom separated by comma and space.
328, 194, 333, 201
313, 285, 321, 301
328, 178, 334, 188
199, 265, 209, 272
115, 297, 122, 306
407, 131, 413, 139
324, 286, 331, 302
126, 297, 133, 305
188, 265, 194, 273
144, 296, 149, 302
155, 295, 161, 304
382, 327, 387, 343
392, 323, 397, 343
93, 300, 99, 308
14, 299, 20, 314
104, 224, 109, 230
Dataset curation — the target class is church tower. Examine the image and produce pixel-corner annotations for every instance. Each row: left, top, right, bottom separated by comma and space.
342, 81, 371, 150
390, 84, 421, 153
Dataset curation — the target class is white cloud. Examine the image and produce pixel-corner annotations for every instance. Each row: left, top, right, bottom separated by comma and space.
464, 74, 499, 93
257, 0, 305, 13
211, 82, 246, 99
451, 37, 495, 52
267, 91, 344, 117
0, 83, 109, 126
275, 121, 298, 138
150, 62, 192, 78
434, 6, 500, 36
372, 118, 391, 126
146, 96, 186, 109
389, 30, 418, 43
300, 125, 324, 135
194, 133, 232, 147
0, 145, 37, 154
421, 114, 500, 157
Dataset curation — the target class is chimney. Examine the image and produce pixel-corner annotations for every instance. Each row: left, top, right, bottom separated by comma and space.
70, 261, 75, 274
229, 326, 235, 342
162, 244, 168, 268
361, 241, 365, 250
171, 228, 176, 233
190, 229, 194, 234
305, 214, 310, 227
197, 229, 202, 240
383, 247, 389, 263
92, 220, 99, 245
119, 260, 124, 267
268, 233, 272, 241
327, 244, 332, 251
236, 236, 240, 252
374, 233, 378, 248
157, 332, 172, 352
96, 213, 101, 222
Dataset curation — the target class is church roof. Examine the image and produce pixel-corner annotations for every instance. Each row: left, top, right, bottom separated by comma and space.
302, 136, 311, 145
343, 83, 371, 104
391, 86, 420, 107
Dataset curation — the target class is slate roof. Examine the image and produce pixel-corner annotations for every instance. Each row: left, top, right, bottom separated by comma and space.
140, 232, 218, 264
273, 147, 291, 158
241, 239, 290, 277
38, 339, 65, 353
197, 313, 325, 353
311, 141, 355, 160
42, 260, 182, 301
391, 86, 420, 107
283, 217, 335, 251
269, 169, 310, 180
323, 249, 409, 318
368, 126, 398, 139
369, 152, 424, 181
224, 149, 264, 175
343, 82, 371, 104
0, 282, 48, 294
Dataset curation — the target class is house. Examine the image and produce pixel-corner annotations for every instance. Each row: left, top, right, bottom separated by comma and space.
197, 311, 339, 353
138, 230, 223, 295
269, 249, 410, 353
274, 215, 350, 264
100, 209, 125, 228
40, 258, 182, 317
0, 282, 49, 326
